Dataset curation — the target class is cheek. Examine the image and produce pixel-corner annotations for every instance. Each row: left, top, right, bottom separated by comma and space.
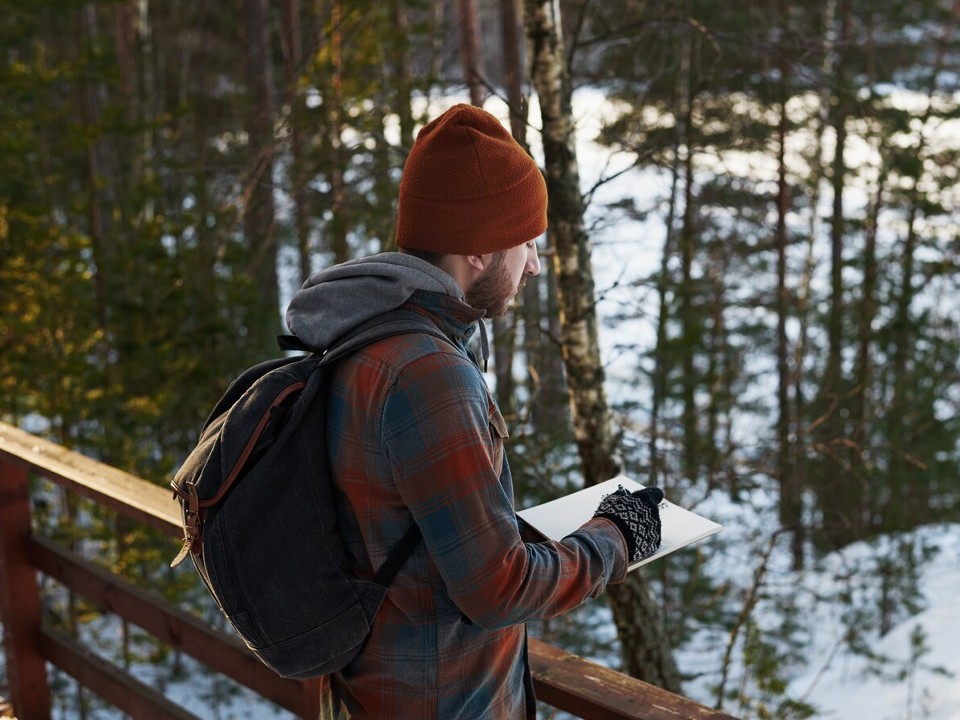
512, 255, 527, 285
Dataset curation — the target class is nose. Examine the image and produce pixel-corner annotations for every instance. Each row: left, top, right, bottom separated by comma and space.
526, 243, 542, 276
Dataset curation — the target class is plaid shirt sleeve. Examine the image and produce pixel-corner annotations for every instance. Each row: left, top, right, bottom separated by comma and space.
381, 347, 627, 628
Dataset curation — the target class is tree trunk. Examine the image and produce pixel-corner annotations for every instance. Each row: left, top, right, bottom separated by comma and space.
858, 167, 881, 529
326, 0, 349, 263
816, 0, 862, 548
500, 0, 566, 431
671, 13, 702, 489
524, 0, 618, 487
281, 0, 312, 286
855, 11, 881, 536
241, 0, 280, 348
649, 119, 684, 489
458, 0, 485, 106
523, 0, 680, 691
390, 0, 415, 150
499, 0, 526, 141
80, 3, 113, 352
79, 2, 125, 465
499, 0, 526, 418
885, 11, 953, 532
429, 0, 446, 85
775, 0, 803, 569
678, 126, 699, 487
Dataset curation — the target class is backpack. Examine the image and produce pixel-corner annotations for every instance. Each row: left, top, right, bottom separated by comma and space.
170, 309, 449, 679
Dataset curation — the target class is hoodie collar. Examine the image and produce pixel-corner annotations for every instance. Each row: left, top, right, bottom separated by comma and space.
284, 252, 490, 369
405, 289, 490, 370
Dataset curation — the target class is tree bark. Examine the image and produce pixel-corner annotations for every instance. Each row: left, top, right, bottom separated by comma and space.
885, 8, 954, 532
524, 0, 618, 487
678, 112, 699, 488
458, 0, 485, 106
390, 0, 415, 151
775, 0, 803, 569
501, 0, 567, 433
523, 0, 680, 691
326, 0, 349, 263
855, 11, 881, 537
650, 111, 684, 489
816, 0, 862, 548
499, 0, 526, 141
241, 0, 280, 348
495, 0, 536, 415
281, 0, 312, 285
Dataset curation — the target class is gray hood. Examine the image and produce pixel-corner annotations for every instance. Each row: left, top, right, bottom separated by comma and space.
285, 252, 469, 350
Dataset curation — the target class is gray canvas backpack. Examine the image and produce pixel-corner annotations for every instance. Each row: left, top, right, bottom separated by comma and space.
170, 309, 447, 679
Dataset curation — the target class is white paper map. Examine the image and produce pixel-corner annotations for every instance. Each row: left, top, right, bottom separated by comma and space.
517, 475, 723, 571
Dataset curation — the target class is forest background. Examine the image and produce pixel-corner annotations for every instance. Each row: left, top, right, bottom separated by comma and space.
2, 0, 960, 718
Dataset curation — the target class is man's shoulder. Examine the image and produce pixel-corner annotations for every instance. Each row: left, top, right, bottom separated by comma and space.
333, 321, 487, 405
364, 330, 472, 376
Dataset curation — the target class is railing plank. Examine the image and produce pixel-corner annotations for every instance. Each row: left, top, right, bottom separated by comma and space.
0, 421, 740, 720
529, 637, 740, 720
0, 422, 180, 539
0, 459, 52, 719
27, 535, 316, 717
38, 627, 201, 720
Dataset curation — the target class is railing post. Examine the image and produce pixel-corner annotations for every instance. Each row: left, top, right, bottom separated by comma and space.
0, 460, 52, 718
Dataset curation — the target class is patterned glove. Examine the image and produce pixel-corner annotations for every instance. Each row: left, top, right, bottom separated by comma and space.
593, 485, 664, 563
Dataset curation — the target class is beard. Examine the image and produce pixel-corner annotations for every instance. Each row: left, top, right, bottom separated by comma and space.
465, 252, 527, 318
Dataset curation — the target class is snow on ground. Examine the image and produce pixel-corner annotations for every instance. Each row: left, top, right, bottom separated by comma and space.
677, 477, 960, 719
784, 524, 960, 720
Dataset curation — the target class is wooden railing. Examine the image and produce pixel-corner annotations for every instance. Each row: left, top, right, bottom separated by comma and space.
0, 422, 739, 720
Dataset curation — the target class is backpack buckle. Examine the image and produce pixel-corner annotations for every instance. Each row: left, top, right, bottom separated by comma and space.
171, 483, 202, 568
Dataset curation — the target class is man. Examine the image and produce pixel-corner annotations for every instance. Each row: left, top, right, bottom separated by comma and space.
285, 104, 662, 719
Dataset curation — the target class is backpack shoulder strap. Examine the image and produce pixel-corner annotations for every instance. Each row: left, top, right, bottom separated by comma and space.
274, 309, 450, 581
374, 522, 423, 586
323, 310, 457, 580
277, 308, 456, 364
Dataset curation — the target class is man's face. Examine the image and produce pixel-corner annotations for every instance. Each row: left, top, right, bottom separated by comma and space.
466, 240, 541, 318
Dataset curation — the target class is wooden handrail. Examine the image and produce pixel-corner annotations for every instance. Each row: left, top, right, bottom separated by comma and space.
26, 535, 310, 714
38, 627, 201, 720
0, 421, 740, 720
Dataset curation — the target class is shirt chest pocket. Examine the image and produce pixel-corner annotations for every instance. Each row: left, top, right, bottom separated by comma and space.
488, 406, 509, 474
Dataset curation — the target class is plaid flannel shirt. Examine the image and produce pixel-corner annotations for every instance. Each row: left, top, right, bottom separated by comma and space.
322, 290, 627, 719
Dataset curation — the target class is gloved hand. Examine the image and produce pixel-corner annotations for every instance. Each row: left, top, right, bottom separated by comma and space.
593, 485, 664, 563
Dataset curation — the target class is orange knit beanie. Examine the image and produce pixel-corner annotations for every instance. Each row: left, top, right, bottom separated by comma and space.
396, 104, 548, 255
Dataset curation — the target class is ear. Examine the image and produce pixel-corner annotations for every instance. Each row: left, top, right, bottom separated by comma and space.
464, 254, 488, 273
438, 253, 486, 294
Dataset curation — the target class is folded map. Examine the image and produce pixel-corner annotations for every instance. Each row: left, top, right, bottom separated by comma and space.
517, 475, 723, 570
